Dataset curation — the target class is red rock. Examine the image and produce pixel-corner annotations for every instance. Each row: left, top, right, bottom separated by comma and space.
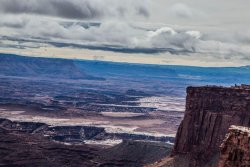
173, 85, 250, 166
217, 125, 250, 167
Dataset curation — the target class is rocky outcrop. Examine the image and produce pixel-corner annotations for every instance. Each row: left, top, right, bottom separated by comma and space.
0, 127, 102, 167
217, 125, 250, 167
101, 140, 172, 166
173, 85, 250, 166
0, 118, 174, 144
0, 127, 172, 167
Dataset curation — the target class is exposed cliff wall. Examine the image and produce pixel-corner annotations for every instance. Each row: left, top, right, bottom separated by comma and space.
217, 125, 250, 167
173, 85, 250, 166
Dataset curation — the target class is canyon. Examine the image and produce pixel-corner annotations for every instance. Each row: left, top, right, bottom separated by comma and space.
1, 54, 250, 166
2, 85, 250, 167
0, 125, 172, 167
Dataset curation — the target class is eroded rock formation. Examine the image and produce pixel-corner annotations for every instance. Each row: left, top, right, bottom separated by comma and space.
217, 125, 250, 167
173, 85, 250, 166
0, 125, 172, 167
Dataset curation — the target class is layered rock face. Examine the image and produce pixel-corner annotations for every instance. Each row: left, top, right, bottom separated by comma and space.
217, 125, 250, 167
173, 85, 250, 166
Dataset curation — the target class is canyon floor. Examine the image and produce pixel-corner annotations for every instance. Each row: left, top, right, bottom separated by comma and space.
0, 76, 182, 166
0, 75, 185, 143
1, 54, 249, 167
0, 105, 183, 139
0, 126, 173, 167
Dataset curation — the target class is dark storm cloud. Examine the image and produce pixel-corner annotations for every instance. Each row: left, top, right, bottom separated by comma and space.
49, 1, 102, 19
0, 0, 150, 19
137, 7, 150, 18
47, 41, 191, 54
0, 0, 102, 19
1, 36, 192, 54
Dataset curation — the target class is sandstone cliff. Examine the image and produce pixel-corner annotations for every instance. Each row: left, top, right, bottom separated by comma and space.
173, 85, 250, 166
217, 125, 250, 167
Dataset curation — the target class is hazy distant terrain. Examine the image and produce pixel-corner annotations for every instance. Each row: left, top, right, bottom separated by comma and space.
1, 0, 249, 166
0, 53, 250, 143
75, 59, 250, 88
1, 53, 249, 93
0, 53, 250, 166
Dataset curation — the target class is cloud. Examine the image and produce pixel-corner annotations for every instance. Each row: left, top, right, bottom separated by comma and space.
0, 0, 150, 20
0, 15, 249, 55
145, 27, 201, 52
0, 15, 28, 28
137, 6, 150, 18
0, 12, 250, 62
0, 0, 249, 66
170, 3, 193, 19
0, 16, 249, 58
0, 16, 200, 53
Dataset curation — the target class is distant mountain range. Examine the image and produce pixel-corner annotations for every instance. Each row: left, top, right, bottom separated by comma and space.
75, 59, 250, 85
1, 53, 249, 85
0, 54, 103, 80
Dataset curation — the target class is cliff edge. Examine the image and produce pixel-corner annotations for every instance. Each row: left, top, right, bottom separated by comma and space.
173, 85, 250, 166
148, 85, 250, 167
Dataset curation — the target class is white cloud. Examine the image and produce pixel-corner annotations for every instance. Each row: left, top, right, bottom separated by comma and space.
145, 27, 201, 52
1, 14, 250, 61
0, 0, 250, 66
170, 3, 193, 19
185, 31, 201, 39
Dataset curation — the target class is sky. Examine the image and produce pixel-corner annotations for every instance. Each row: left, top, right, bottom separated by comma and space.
0, 0, 250, 67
